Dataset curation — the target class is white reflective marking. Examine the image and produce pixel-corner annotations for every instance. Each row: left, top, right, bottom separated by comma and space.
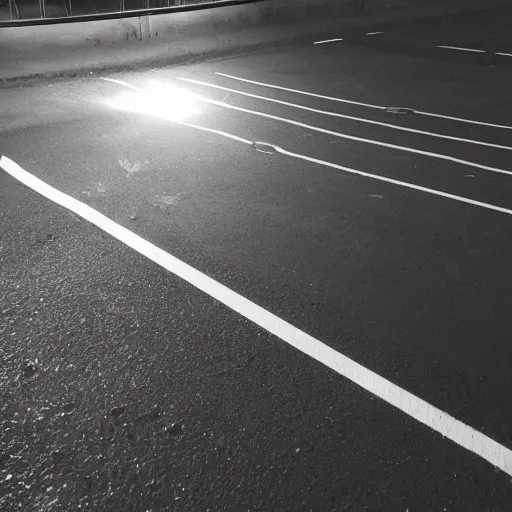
104, 77, 512, 178
271, 144, 512, 215
2, 151, 512, 477
178, 77, 512, 152
495, 52, 512, 58
313, 38, 344, 45
215, 73, 512, 130
100, 77, 140, 91
437, 45, 486, 53
201, 94, 512, 178
367, 31, 384, 35
216, 72, 385, 110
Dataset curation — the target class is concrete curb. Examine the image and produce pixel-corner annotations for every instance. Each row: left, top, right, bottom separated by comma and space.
1, 0, 511, 85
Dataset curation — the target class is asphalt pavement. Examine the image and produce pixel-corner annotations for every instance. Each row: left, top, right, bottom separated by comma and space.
2, 6, 512, 511
343, 4, 512, 67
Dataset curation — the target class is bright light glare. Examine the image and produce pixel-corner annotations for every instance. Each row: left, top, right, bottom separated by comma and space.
104, 81, 201, 122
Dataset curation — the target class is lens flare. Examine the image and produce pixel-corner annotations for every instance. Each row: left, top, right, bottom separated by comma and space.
104, 80, 201, 122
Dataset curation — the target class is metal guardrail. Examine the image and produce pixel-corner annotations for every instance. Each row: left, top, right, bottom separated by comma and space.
0, 0, 362, 26
0, 0, 251, 23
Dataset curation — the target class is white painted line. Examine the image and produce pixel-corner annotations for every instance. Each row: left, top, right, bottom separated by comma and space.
100, 77, 140, 91
215, 73, 512, 130
180, 122, 254, 145
2, 152, 512, 477
178, 77, 512, 152
437, 45, 486, 53
105, 77, 512, 178
495, 52, 512, 58
313, 38, 343, 45
415, 110, 512, 130
367, 31, 384, 36
201, 93, 512, 178
271, 144, 512, 216
215, 72, 386, 110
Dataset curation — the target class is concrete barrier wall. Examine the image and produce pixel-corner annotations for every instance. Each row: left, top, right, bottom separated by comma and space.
0, 0, 451, 56
0, 0, 271, 54
148, 1, 271, 39
1, 0, 509, 64
0, 16, 143, 53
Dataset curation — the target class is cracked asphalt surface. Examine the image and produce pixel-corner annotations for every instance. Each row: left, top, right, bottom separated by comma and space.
2, 6, 512, 511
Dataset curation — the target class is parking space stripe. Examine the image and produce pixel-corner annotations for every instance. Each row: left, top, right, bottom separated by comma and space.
178, 77, 512, 152
215, 73, 512, 130
2, 151, 512, 477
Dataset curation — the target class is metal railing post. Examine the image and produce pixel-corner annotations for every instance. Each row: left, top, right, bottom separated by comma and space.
63, 0, 72, 16
354, 0, 366, 15
39, 0, 46, 17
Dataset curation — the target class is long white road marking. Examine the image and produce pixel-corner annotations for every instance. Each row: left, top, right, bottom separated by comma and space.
198, 93, 512, 178
496, 52, 512, 58
216, 72, 386, 110
101, 76, 512, 215
437, 45, 486, 53
2, 151, 512, 477
366, 31, 384, 36
100, 77, 140, 91
215, 73, 512, 130
313, 38, 344, 45
271, 143, 512, 216
178, 77, 512, 152
104, 77, 512, 178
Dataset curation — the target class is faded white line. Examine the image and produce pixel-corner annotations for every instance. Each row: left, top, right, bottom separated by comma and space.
367, 31, 384, 36
495, 52, 512, 58
215, 73, 512, 130
314, 38, 344, 45
178, 77, 512, 152
437, 45, 486, 53
2, 152, 512, 477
